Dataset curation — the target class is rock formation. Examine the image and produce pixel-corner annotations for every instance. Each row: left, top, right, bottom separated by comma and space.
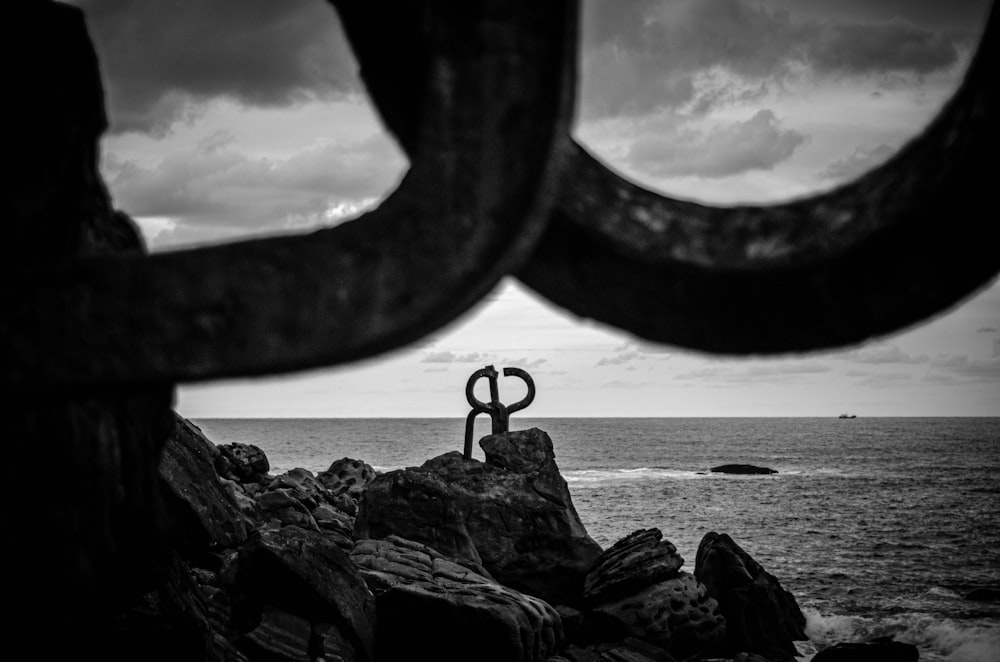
353, 535, 562, 662
694, 532, 807, 661
581, 529, 725, 659
812, 639, 919, 662
355, 428, 602, 606
710, 464, 778, 475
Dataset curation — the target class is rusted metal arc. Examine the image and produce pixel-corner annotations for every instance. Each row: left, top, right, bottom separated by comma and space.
517, 4, 999, 354
2, 2, 577, 389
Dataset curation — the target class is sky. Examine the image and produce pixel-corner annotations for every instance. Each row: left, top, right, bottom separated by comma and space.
72, 0, 999, 417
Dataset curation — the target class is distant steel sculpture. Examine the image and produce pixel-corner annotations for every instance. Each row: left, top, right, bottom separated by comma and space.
464, 365, 536, 460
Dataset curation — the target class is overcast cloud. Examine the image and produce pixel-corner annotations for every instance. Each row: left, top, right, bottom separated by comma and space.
76, 0, 358, 135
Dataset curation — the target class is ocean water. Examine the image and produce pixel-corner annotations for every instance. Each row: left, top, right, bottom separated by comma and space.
193, 417, 1000, 661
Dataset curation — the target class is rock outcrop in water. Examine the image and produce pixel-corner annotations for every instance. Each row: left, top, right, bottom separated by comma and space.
354, 427, 603, 607
710, 464, 778, 475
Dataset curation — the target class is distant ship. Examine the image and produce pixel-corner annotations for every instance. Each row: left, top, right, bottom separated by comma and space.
838, 413, 857, 419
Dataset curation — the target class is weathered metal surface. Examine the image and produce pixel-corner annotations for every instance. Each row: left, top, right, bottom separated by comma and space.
464, 365, 536, 460
1, 1, 577, 390
517, 7, 1000, 353
365, 2, 1000, 354
3, 0, 999, 391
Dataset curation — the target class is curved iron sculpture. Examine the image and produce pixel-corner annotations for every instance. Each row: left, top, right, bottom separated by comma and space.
2, 0, 998, 390
464, 366, 536, 459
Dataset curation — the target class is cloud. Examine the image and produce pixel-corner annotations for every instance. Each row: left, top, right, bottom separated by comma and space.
930, 355, 1000, 380
596, 341, 673, 367
103, 133, 405, 246
597, 350, 640, 367
75, 0, 359, 134
674, 361, 829, 382
420, 351, 492, 365
503, 357, 548, 369
843, 345, 929, 365
820, 144, 896, 182
807, 19, 960, 76
579, 0, 972, 121
626, 109, 806, 178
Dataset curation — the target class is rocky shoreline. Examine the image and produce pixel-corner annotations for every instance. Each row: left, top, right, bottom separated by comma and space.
121, 414, 922, 661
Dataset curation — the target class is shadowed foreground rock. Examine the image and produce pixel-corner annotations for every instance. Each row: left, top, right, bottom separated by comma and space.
354, 428, 602, 606
812, 639, 919, 662
695, 532, 806, 661
582, 529, 725, 659
353, 535, 562, 662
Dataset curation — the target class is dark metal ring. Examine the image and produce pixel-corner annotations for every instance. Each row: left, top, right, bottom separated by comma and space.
364, 2, 999, 355
2, 1, 578, 389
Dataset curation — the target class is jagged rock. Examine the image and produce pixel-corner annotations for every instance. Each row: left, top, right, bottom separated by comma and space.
709, 464, 777, 475
265, 468, 326, 509
217, 443, 270, 484
318, 458, 377, 503
352, 535, 562, 662
159, 416, 249, 552
257, 488, 320, 531
556, 604, 584, 644
241, 525, 376, 661
584, 529, 684, 606
239, 605, 358, 662
113, 551, 246, 662
587, 572, 725, 659
812, 639, 918, 662
695, 532, 806, 661
551, 637, 678, 662
256, 468, 356, 546
355, 428, 602, 606
220, 477, 261, 518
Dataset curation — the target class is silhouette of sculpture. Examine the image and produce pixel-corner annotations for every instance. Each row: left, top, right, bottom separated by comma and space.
464, 365, 536, 459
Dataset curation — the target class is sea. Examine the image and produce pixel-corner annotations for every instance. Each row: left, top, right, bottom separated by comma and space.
192, 417, 1000, 662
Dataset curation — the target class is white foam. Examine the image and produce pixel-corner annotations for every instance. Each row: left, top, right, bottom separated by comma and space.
803, 609, 1000, 662
563, 467, 706, 483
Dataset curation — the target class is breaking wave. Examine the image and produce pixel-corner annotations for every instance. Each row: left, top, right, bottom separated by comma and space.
803, 608, 1000, 662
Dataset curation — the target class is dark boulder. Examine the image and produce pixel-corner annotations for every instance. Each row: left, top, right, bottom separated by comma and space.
355, 428, 602, 606
586, 571, 725, 659
241, 525, 376, 661
583, 529, 684, 606
581, 529, 723, 658
217, 443, 270, 484
813, 639, 919, 662
964, 587, 1000, 601
318, 457, 378, 505
256, 468, 356, 548
159, 416, 250, 555
710, 464, 777, 475
694, 532, 806, 661
352, 535, 562, 662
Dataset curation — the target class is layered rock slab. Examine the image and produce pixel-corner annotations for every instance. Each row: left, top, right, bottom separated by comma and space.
352, 535, 562, 662
355, 428, 602, 605
583, 529, 724, 659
